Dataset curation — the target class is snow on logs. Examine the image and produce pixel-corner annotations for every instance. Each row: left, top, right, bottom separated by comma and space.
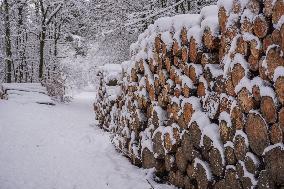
94, 64, 123, 131
94, 1, 284, 188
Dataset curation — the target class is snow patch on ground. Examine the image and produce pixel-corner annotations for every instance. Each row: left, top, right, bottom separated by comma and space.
0, 92, 175, 189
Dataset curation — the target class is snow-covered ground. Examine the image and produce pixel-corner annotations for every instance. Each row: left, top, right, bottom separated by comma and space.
0, 91, 174, 189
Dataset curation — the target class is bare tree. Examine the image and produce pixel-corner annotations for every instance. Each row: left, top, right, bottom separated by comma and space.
38, 0, 63, 80
3, 0, 13, 83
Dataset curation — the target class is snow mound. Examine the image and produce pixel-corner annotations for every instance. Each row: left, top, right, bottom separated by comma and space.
1, 83, 54, 105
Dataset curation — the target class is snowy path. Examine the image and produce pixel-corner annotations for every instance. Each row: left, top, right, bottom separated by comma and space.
0, 92, 173, 189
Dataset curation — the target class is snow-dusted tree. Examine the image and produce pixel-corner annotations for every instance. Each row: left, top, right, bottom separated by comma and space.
2, 0, 13, 83
0, 0, 218, 97
85, 0, 218, 65
34, 0, 63, 80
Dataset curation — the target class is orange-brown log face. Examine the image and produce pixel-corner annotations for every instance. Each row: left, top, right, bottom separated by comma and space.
162, 43, 167, 56
248, 55, 259, 71
231, 63, 246, 87
172, 40, 180, 56
266, 46, 284, 80
241, 18, 253, 34
234, 135, 247, 161
247, 0, 260, 14
225, 77, 237, 97
236, 37, 248, 55
142, 148, 156, 169
184, 64, 189, 77
195, 163, 210, 189
264, 0, 273, 17
197, 82, 206, 98
225, 146, 236, 165
155, 36, 162, 53
250, 39, 261, 59
173, 56, 179, 67
176, 147, 187, 173
153, 131, 165, 159
246, 113, 269, 156
149, 85, 156, 101
181, 28, 188, 46
253, 15, 269, 38
270, 123, 283, 144
252, 85, 261, 104
225, 25, 239, 41
203, 29, 215, 50
279, 108, 284, 133
219, 6, 228, 33
189, 38, 198, 63
189, 66, 198, 84
276, 77, 284, 105
174, 88, 181, 98
263, 146, 284, 185
263, 35, 273, 52
281, 25, 284, 51
260, 96, 277, 124
183, 103, 194, 124
181, 47, 188, 63
272, 0, 284, 24
183, 85, 190, 98
232, 0, 241, 14
219, 120, 233, 143
165, 57, 171, 72
272, 29, 281, 46
209, 148, 224, 177
219, 97, 231, 113
237, 88, 256, 113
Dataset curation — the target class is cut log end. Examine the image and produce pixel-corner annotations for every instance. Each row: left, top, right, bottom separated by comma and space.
260, 96, 277, 124
246, 113, 270, 156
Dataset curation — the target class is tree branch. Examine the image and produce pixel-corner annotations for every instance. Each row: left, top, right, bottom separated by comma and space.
45, 3, 63, 26
100, 0, 186, 36
125, 0, 186, 27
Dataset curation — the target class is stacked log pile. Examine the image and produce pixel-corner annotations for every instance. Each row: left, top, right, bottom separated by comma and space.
94, 64, 123, 131
94, 0, 284, 188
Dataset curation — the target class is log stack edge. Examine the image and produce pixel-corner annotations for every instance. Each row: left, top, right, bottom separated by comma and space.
94, 1, 284, 188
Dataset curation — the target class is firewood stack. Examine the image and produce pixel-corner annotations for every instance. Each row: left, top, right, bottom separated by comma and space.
94, 0, 284, 188
94, 64, 123, 132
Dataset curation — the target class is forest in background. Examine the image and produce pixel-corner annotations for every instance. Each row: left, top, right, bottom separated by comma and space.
0, 0, 217, 98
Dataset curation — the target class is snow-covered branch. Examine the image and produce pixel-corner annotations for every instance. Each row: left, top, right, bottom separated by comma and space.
45, 2, 63, 25
125, 0, 186, 27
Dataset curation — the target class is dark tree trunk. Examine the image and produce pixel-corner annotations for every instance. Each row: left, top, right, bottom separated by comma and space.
4, 0, 13, 83
39, 28, 46, 80
17, 1, 26, 83
38, 0, 62, 80
175, 0, 179, 12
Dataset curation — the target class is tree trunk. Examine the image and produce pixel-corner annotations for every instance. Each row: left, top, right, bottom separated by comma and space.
4, 0, 13, 83
39, 28, 46, 80
17, 2, 27, 83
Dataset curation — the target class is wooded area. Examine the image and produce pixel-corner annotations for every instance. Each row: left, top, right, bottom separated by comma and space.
0, 0, 283, 188
95, 0, 284, 188
0, 0, 71, 98
0, 0, 218, 98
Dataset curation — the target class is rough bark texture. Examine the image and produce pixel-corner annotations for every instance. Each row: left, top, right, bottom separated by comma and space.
4, 0, 13, 83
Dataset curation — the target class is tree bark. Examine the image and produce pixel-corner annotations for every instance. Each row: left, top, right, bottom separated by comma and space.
4, 0, 13, 83
39, 28, 46, 79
